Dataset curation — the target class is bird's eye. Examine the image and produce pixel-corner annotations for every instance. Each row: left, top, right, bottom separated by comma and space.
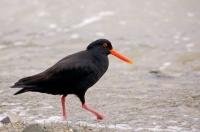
103, 43, 108, 48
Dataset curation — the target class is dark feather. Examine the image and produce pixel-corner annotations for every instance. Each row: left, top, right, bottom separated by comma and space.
12, 50, 108, 96
14, 88, 28, 95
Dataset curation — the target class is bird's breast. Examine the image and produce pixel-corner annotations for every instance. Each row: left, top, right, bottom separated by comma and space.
93, 54, 109, 76
77, 55, 109, 91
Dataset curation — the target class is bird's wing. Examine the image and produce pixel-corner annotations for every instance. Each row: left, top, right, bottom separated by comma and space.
11, 51, 97, 88
42, 59, 96, 87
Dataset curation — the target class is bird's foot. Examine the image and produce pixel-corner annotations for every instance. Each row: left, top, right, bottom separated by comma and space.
63, 115, 67, 121
96, 113, 104, 120
82, 103, 105, 120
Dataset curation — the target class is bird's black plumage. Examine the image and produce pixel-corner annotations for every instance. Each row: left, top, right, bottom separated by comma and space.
11, 39, 133, 120
11, 39, 112, 104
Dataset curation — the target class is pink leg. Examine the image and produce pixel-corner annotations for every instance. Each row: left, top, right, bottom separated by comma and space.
61, 95, 67, 120
82, 103, 104, 120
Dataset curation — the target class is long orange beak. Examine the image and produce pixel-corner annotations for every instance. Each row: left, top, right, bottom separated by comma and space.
110, 49, 133, 64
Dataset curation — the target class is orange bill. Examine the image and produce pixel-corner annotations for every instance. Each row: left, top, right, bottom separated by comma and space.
110, 49, 133, 64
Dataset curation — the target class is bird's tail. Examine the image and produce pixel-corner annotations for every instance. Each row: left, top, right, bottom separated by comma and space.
11, 72, 45, 95
11, 76, 38, 95
11, 76, 35, 88
14, 88, 28, 95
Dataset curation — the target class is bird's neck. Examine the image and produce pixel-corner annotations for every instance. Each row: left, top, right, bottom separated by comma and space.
89, 49, 109, 71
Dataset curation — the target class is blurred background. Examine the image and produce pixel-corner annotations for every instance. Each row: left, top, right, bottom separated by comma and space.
0, 0, 200, 131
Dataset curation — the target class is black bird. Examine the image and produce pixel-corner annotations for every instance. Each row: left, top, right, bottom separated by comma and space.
11, 39, 132, 120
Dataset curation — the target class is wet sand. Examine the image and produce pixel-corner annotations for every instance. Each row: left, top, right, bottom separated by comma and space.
0, 0, 200, 131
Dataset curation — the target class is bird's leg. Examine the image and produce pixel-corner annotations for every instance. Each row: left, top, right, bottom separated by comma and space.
61, 95, 67, 120
82, 103, 104, 120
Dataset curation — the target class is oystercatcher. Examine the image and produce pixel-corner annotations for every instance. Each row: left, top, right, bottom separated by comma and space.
11, 39, 133, 120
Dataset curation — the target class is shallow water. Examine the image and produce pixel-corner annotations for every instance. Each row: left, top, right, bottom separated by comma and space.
0, 0, 200, 131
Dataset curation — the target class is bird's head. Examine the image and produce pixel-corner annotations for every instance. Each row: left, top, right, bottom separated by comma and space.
87, 39, 133, 64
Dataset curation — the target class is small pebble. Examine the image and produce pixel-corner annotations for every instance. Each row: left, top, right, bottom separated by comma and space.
0, 116, 11, 124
